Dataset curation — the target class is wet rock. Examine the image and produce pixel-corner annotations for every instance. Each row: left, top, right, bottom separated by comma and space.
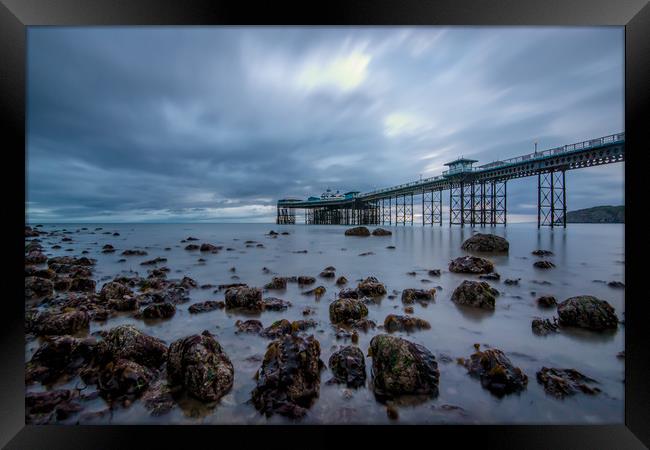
401, 288, 436, 305
263, 297, 292, 311
186, 236, 199, 241
537, 296, 557, 308
504, 278, 520, 285
69, 277, 96, 293
383, 314, 431, 332
29, 267, 57, 280
260, 319, 293, 339
532, 250, 553, 256
451, 280, 499, 310
319, 269, 336, 278
406, 271, 417, 276
101, 244, 115, 253
251, 334, 323, 418
533, 260, 555, 269
329, 298, 369, 324
188, 300, 225, 314
557, 295, 618, 331
268, 230, 279, 236
95, 325, 168, 369
449, 256, 494, 274
31, 310, 89, 336
142, 302, 176, 319
142, 378, 176, 416
140, 257, 167, 266
428, 269, 441, 277
225, 285, 263, 310
25, 276, 54, 298
369, 334, 439, 398
25, 251, 48, 265
328, 346, 366, 388
344, 226, 370, 237
338, 288, 360, 299
200, 243, 220, 252
26, 336, 96, 384
386, 245, 396, 249
184, 244, 200, 251
371, 228, 392, 236
108, 296, 139, 311
100, 281, 133, 301
302, 286, 326, 298
461, 233, 509, 252
291, 319, 318, 332
264, 277, 287, 290
167, 330, 234, 402
607, 281, 625, 288
357, 276, 386, 297
536, 367, 600, 398
25, 389, 82, 424
297, 276, 316, 285
218, 282, 247, 290
462, 348, 528, 396
531, 317, 560, 335
480, 272, 501, 281
121, 249, 147, 256
235, 319, 264, 334
97, 358, 154, 400
334, 276, 348, 286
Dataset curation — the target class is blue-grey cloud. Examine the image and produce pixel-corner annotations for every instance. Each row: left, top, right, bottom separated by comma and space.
26, 27, 624, 223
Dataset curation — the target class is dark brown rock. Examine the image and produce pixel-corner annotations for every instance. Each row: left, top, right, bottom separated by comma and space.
557, 296, 618, 331
383, 314, 431, 332
461, 233, 509, 252
225, 285, 263, 310
462, 348, 527, 396
449, 256, 494, 274
328, 346, 366, 388
451, 280, 499, 310
536, 367, 600, 398
401, 288, 436, 305
344, 226, 370, 237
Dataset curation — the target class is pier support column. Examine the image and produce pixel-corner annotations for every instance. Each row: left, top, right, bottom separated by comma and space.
276, 207, 295, 224
450, 183, 463, 226
423, 189, 442, 226
462, 182, 474, 226
538, 170, 566, 228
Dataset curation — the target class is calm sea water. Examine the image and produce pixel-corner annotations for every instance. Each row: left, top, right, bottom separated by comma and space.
26, 222, 625, 425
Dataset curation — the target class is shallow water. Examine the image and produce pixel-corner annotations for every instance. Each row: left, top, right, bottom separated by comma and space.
26, 222, 625, 424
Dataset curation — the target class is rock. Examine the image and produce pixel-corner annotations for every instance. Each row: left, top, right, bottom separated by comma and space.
537, 296, 557, 308
319, 269, 336, 278
69, 277, 96, 293
449, 256, 494, 274
263, 297, 292, 311
536, 367, 600, 398
532, 250, 553, 256
480, 272, 501, 281
188, 300, 225, 313
184, 244, 199, 251
533, 260, 555, 269
557, 296, 619, 331
462, 348, 527, 396
372, 228, 392, 236
179, 276, 197, 289
406, 271, 417, 276
328, 346, 366, 388
336, 276, 348, 285
291, 319, 318, 332
451, 281, 499, 310
31, 310, 89, 336
531, 317, 560, 335
338, 288, 359, 299
383, 314, 431, 332
25, 389, 82, 424
235, 319, 264, 334
25, 276, 54, 298
25, 251, 48, 265
302, 286, 326, 298
607, 281, 625, 288
167, 330, 234, 402
357, 276, 386, 297
401, 288, 436, 304
142, 302, 176, 319
200, 243, 220, 252
297, 276, 316, 285
95, 325, 168, 369
100, 281, 133, 301
97, 358, 154, 400
329, 298, 369, 324
260, 319, 293, 339
344, 226, 370, 237
369, 334, 439, 398
141, 379, 175, 416
225, 285, 263, 310
264, 277, 287, 290
108, 296, 139, 311
140, 257, 167, 266
426, 269, 441, 277
251, 334, 323, 418
26, 336, 95, 384
461, 233, 509, 252
268, 230, 279, 235
121, 249, 147, 256
504, 278, 520, 285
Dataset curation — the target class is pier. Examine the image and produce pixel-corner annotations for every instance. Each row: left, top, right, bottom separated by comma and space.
277, 133, 625, 228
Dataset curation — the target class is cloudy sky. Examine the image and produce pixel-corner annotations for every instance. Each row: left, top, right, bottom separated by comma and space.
26, 27, 624, 223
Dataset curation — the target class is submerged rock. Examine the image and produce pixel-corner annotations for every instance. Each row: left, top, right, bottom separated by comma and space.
297, 276, 316, 285
383, 314, 431, 332
369, 334, 439, 398
532, 250, 553, 256
480, 272, 501, 281
225, 286, 263, 310
537, 296, 557, 308
401, 288, 436, 305
142, 302, 176, 319
302, 286, 326, 298
263, 297, 292, 311
328, 346, 366, 388
536, 367, 600, 398
451, 280, 499, 310
251, 334, 323, 418
235, 319, 264, 334
188, 300, 225, 314
344, 226, 370, 237
357, 276, 387, 297
329, 298, 369, 324
449, 256, 494, 274
200, 243, 220, 252
121, 249, 147, 256
533, 260, 555, 269
264, 277, 287, 290
461, 233, 509, 252
557, 296, 619, 331
336, 276, 348, 285
531, 317, 560, 336
462, 348, 527, 396
260, 319, 293, 339
372, 228, 392, 236
167, 330, 234, 402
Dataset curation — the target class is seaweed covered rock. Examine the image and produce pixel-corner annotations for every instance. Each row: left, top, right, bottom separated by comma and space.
25, 389, 82, 424
328, 346, 366, 388
336, 276, 348, 285
451, 280, 499, 310
263, 297, 292, 311
25, 251, 48, 265
31, 310, 89, 336
100, 281, 133, 301
536, 367, 601, 398
344, 226, 370, 237
462, 348, 527, 396
25, 276, 54, 299
401, 288, 436, 305
142, 302, 176, 319
302, 286, 326, 298
537, 296, 557, 308
251, 334, 323, 418
372, 228, 392, 236
557, 296, 618, 331
26, 336, 96, 384
461, 233, 509, 252
338, 288, 360, 299
69, 277, 96, 293
319, 268, 336, 278
297, 276, 316, 285
260, 319, 293, 339
357, 276, 387, 297
188, 300, 225, 314
449, 256, 494, 274
200, 243, 220, 252
329, 298, 369, 324
224, 285, 263, 310
95, 325, 168, 369
533, 260, 555, 269
97, 358, 154, 400
167, 330, 234, 402
369, 334, 439, 398
107, 296, 139, 311
531, 317, 559, 336
235, 319, 264, 334
532, 250, 553, 256
383, 314, 431, 332
264, 277, 287, 290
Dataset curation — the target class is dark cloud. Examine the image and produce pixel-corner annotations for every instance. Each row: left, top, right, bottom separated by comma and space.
26, 27, 624, 223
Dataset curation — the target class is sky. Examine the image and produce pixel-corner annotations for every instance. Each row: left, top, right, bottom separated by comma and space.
26, 27, 625, 223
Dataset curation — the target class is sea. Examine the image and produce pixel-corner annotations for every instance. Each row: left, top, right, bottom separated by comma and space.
25, 222, 625, 425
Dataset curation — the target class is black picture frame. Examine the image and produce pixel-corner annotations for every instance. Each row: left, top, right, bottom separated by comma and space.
2, 0, 648, 448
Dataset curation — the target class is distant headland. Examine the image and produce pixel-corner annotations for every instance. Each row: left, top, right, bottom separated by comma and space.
565, 205, 624, 223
